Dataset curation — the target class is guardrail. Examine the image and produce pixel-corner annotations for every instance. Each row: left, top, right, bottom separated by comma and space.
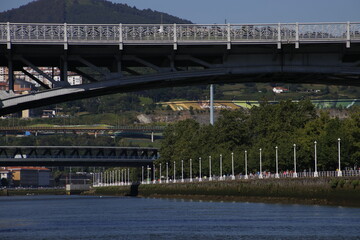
1, 22, 359, 47
93, 170, 360, 187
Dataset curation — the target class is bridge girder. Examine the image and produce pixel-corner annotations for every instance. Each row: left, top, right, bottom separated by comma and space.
1, 42, 360, 115
0, 146, 159, 167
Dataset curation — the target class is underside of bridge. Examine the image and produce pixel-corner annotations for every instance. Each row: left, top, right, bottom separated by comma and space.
0, 146, 158, 167
0, 41, 360, 115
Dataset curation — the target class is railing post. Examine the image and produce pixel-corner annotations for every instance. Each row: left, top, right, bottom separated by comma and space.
6, 22, 11, 50
119, 23, 123, 50
173, 23, 177, 50
295, 22, 299, 48
64, 23, 68, 50
227, 23, 231, 50
346, 21, 350, 48
277, 23, 281, 49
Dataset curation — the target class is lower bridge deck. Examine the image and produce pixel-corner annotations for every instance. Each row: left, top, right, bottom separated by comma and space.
0, 146, 159, 167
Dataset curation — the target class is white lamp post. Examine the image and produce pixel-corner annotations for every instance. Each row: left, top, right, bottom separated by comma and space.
153, 164, 156, 184
181, 160, 184, 182
219, 154, 223, 180
231, 152, 235, 180
293, 144, 298, 178
146, 165, 150, 184
259, 148, 263, 179
127, 168, 130, 185
338, 138, 342, 177
142, 166, 144, 184
244, 150, 248, 179
166, 162, 169, 183
314, 141, 318, 177
275, 146, 279, 178
199, 157, 202, 182
173, 161, 176, 183
159, 163, 162, 183
190, 158, 193, 182
123, 169, 126, 185
209, 156, 212, 181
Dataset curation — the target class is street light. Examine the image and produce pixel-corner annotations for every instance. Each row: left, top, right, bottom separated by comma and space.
338, 138, 342, 177
209, 156, 212, 181
181, 160, 184, 182
146, 165, 149, 184
159, 163, 162, 183
293, 144, 298, 178
142, 166, 144, 184
166, 162, 169, 183
259, 148, 263, 179
199, 157, 202, 182
275, 146, 279, 178
314, 141, 318, 177
190, 159, 193, 182
244, 150, 248, 179
173, 161, 176, 183
219, 154, 223, 180
231, 152, 235, 180
153, 164, 156, 184
127, 168, 130, 185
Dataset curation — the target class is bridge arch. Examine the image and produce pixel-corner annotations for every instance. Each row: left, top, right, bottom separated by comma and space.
1, 22, 360, 115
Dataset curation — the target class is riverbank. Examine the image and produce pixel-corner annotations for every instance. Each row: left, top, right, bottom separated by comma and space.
0, 188, 66, 196
89, 177, 360, 207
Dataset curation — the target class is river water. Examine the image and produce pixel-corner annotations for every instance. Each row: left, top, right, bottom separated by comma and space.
0, 195, 359, 240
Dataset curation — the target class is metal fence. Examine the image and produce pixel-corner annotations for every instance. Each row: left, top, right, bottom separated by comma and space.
93, 170, 360, 187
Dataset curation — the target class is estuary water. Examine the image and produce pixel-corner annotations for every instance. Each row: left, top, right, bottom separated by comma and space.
0, 195, 359, 240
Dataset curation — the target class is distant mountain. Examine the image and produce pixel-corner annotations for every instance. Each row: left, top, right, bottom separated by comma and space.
0, 0, 192, 24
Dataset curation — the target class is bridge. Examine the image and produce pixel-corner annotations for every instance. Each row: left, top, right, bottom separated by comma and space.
0, 22, 360, 115
0, 146, 159, 167
0, 125, 165, 134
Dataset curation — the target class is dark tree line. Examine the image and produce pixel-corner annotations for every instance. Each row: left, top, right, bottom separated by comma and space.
0, 0, 192, 24
158, 100, 360, 177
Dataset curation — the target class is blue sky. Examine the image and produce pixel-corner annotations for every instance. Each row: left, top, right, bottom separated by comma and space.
1, 0, 359, 23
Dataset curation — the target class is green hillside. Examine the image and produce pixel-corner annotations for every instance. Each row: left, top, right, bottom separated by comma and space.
0, 0, 192, 24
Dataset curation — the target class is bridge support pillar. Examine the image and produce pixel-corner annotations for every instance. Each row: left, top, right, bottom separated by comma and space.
7, 52, 14, 92
60, 52, 68, 83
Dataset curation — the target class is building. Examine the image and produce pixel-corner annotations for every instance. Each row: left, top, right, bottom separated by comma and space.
8, 167, 51, 187
273, 87, 289, 94
0, 66, 82, 89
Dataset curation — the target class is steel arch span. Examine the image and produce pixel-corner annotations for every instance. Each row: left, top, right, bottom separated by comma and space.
1, 22, 360, 115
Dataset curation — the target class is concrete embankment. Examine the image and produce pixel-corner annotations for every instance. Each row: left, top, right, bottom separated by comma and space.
0, 188, 66, 196
90, 177, 360, 207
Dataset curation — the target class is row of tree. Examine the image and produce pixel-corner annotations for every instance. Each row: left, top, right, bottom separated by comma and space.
158, 100, 360, 177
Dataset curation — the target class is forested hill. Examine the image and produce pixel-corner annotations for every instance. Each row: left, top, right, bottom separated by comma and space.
0, 0, 192, 24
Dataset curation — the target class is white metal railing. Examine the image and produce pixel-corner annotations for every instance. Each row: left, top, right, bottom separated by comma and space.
92, 170, 360, 187
1, 22, 360, 46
